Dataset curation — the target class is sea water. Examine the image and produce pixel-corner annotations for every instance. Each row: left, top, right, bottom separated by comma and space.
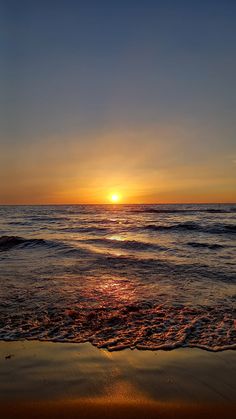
0, 204, 235, 351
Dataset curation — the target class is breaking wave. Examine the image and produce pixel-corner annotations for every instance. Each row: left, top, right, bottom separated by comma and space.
0, 302, 235, 352
0, 235, 60, 251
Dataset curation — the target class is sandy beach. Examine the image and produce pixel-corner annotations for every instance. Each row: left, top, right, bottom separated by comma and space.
0, 341, 235, 418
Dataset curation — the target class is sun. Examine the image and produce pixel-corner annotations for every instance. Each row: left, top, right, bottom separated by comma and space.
109, 193, 121, 203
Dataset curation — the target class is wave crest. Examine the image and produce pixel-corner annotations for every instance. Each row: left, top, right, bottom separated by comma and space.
0, 235, 47, 251
143, 222, 236, 234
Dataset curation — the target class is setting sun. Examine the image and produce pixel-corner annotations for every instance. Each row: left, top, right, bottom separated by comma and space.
109, 193, 121, 203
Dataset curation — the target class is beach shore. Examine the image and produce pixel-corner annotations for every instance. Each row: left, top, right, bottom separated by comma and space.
0, 341, 235, 418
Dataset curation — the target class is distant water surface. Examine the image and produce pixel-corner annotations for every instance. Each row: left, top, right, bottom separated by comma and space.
0, 204, 235, 351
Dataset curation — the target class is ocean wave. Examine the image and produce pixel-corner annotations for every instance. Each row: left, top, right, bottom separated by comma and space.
143, 222, 236, 235
223, 224, 236, 233
8, 220, 34, 226
186, 242, 224, 250
83, 238, 166, 251
60, 226, 109, 234
85, 218, 126, 225
0, 303, 235, 352
96, 254, 236, 283
0, 235, 96, 257
132, 208, 231, 214
0, 235, 59, 251
143, 221, 201, 232
23, 215, 70, 223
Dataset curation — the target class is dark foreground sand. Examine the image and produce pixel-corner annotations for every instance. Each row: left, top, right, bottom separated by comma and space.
0, 341, 235, 418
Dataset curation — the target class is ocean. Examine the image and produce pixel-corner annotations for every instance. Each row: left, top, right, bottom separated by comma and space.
0, 204, 235, 351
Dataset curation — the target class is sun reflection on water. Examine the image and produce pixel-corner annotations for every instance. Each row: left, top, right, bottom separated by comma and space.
108, 235, 125, 241
97, 276, 136, 304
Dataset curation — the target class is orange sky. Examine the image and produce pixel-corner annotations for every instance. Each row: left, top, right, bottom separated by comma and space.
1, 124, 235, 204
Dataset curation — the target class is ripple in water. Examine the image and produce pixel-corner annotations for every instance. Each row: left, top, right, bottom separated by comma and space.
0, 203, 235, 351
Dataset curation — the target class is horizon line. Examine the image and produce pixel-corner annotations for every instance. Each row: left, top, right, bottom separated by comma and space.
0, 202, 235, 206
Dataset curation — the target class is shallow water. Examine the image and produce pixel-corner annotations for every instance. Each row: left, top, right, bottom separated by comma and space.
0, 204, 235, 350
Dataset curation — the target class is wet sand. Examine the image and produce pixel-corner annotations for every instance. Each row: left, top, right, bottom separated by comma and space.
0, 341, 235, 418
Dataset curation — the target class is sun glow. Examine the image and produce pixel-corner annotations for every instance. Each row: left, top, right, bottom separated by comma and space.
109, 193, 121, 203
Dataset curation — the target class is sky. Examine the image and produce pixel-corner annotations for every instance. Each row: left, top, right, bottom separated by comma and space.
0, 0, 236, 204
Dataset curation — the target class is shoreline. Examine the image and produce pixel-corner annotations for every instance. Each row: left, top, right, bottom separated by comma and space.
0, 340, 235, 418
1, 338, 236, 353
